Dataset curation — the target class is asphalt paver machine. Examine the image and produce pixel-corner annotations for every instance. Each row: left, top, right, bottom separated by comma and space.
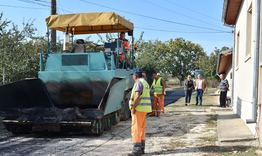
0, 12, 136, 135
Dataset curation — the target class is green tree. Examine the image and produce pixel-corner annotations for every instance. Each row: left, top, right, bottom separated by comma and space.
136, 38, 206, 84
0, 13, 45, 84
198, 46, 230, 79
163, 38, 206, 83
135, 40, 161, 84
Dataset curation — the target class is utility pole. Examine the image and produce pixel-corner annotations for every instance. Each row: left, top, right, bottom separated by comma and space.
51, 0, 57, 51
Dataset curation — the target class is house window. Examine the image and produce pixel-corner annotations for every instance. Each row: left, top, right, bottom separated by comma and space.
236, 31, 240, 68
246, 4, 252, 58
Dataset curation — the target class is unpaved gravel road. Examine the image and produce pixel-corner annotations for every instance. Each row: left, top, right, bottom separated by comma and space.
0, 89, 252, 156
0, 107, 216, 156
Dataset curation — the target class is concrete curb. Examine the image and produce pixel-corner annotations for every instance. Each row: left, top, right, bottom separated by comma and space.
218, 136, 257, 142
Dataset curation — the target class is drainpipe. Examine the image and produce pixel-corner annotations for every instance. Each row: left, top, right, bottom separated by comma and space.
247, 0, 260, 123
232, 29, 235, 108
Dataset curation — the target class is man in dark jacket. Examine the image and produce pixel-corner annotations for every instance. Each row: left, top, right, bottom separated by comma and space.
184, 75, 194, 106
219, 74, 229, 107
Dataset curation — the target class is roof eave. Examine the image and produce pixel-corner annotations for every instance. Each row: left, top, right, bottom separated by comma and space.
216, 49, 233, 74
222, 0, 230, 25
222, 0, 243, 26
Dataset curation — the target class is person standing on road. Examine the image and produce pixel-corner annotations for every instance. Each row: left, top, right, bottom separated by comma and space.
219, 74, 229, 107
195, 74, 207, 106
184, 75, 194, 106
151, 72, 166, 117
129, 68, 152, 156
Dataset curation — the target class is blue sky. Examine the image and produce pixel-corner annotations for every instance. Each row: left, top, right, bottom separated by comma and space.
0, 0, 233, 54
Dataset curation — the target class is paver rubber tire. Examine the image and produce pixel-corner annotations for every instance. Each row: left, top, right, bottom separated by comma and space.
113, 112, 120, 125
120, 91, 131, 121
91, 119, 104, 136
103, 117, 112, 131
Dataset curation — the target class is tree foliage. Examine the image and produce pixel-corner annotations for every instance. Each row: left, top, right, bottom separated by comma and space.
197, 46, 230, 79
136, 38, 206, 83
0, 13, 45, 84
136, 38, 230, 83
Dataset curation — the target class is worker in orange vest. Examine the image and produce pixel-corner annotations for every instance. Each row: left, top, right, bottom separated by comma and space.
118, 32, 130, 68
151, 72, 166, 117
119, 32, 130, 50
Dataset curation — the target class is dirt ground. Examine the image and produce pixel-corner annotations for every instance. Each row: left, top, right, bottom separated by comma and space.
0, 89, 260, 156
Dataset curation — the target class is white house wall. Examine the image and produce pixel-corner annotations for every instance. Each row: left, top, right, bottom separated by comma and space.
233, 0, 256, 133
225, 68, 232, 99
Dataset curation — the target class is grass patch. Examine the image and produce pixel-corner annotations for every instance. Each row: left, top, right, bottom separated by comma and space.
207, 114, 217, 127
222, 147, 259, 156
168, 140, 187, 148
199, 136, 217, 142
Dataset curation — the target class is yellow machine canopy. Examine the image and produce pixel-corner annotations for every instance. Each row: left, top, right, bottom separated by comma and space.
46, 12, 134, 35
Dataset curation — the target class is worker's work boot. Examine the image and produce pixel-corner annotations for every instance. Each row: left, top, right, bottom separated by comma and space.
128, 143, 142, 156
149, 112, 155, 117
141, 140, 145, 154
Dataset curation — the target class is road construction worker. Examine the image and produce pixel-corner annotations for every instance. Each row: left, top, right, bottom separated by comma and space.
72, 39, 86, 53
119, 32, 130, 50
129, 68, 152, 156
118, 32, 130, 68
151, 72, 166, 117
